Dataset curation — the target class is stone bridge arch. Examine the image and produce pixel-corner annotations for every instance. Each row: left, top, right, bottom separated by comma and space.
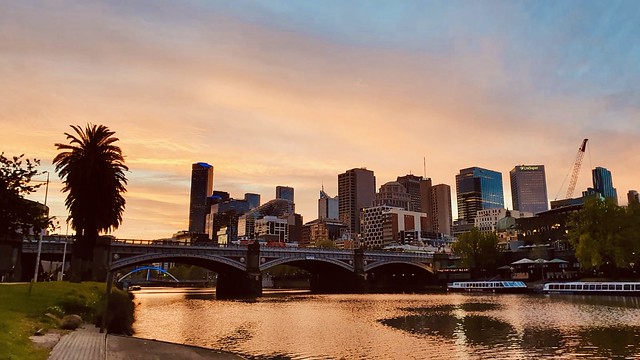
109, 253, 246, 273
364, 260, 434, 274
260, 257, 353, 273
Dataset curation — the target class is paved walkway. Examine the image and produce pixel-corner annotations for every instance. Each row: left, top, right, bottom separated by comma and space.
48, 326, 244, 359
48, 325, 106, 360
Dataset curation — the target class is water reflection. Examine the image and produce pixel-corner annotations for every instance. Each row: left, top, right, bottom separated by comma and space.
133, 290, 640, 359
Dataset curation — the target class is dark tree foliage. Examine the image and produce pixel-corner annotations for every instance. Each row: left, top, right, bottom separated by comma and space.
451, 227, 502, 278
53, 124, 128, 280
568, 197, 640, 275
0, 153, 49, 240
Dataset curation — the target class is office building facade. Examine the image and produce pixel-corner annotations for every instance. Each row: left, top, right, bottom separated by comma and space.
188, 162, 214, 234
276, 186, 295, 203
338, 168, 376, 237
373, 181, 411, 210
591, 167, 618, 205
456, 167, 504, 223
628, 190, 639, 205
510, 165, 549, 214
318, 189, 339, 220
431, 184, 452, 235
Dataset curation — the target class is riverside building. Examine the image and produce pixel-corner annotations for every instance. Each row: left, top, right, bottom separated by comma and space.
188, 162, 214, 234
456, 167, 504, 223
338, 168, 376, 237
510, 165, 549, 214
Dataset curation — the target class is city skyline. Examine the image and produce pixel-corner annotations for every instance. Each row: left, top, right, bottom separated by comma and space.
3, 1, 639, 239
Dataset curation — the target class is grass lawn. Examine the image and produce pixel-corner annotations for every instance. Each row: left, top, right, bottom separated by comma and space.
0, 282, 105, 360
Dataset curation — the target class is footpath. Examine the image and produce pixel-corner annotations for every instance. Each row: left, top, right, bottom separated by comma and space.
48, 325, 245, 360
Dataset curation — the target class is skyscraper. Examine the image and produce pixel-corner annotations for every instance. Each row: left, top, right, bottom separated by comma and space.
373, 181, 411, 210
189, 162, 214, 233
510, 165, 549, 214
628, 190, 639, 205
276, 186, 294, 203
318, 188, 339, 220
397, 174, 434, 231
456, 167, 504, 223
431, 184, 452, 235
338, 168, 375, 236
591, 167, 618, 205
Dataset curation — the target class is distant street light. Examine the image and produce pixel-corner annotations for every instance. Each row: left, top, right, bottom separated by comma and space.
32, 171, 49, 283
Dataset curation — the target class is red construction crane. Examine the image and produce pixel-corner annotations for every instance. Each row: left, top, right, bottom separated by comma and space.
565, 138, 588, 199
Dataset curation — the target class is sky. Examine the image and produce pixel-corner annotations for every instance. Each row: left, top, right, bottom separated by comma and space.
2, 1, 639, 239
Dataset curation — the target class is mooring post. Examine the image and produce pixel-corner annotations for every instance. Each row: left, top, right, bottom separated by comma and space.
100, 271, 114, 333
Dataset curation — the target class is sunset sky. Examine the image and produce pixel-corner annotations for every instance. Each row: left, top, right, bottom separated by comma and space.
2, 1, 639, 239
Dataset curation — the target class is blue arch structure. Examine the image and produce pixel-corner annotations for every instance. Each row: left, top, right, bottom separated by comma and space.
117, 266, 180, 283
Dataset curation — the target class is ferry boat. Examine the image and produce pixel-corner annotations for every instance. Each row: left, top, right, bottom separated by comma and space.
447, 281, 529, 293
542, 282, 640, 296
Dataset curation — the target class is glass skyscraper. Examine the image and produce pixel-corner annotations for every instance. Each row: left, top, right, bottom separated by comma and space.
456, 167, 504, 223
592, 167, 618, 205
510, 165, 549, 214
189, 162, 214, 233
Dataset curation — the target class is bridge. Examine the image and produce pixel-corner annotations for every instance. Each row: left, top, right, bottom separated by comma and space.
9, 236, 456, 297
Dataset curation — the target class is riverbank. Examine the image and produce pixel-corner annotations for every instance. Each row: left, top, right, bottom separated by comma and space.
45, 325, 244, 359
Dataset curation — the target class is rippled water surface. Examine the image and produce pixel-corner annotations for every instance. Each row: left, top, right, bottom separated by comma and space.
132, 288, 640, 359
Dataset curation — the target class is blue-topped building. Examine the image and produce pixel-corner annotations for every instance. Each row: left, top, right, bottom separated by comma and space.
589, 166, 618, 205
456, 167, 504, 223
189, 162, 214, 234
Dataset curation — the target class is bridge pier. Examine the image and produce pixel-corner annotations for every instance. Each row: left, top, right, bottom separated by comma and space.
216, 242, 262, 299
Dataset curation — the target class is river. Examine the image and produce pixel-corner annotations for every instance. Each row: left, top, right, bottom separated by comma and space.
131, 288, 640, 359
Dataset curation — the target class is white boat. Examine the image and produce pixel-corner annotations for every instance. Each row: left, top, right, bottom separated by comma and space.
447, 281, 529, 293
542, 282, 640, 296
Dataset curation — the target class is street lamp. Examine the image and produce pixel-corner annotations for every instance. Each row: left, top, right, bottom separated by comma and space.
32, 171, 49, 283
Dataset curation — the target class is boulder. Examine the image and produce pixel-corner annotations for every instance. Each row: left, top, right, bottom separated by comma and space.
60, 314, 83, 330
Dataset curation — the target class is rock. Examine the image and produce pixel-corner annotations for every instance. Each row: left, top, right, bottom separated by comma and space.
60, 314, 83, 330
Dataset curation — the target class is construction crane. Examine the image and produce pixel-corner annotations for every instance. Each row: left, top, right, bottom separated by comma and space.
565, 138, 589, 199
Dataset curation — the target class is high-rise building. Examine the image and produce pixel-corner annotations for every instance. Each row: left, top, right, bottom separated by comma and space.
318, 188, 339, 220
510, 165, 549, 214
188, 162, 213, 234
456, 167, 504, 223
373, 181, 411, 210
276, 186, 294, 203
431, 184, 452, 235
628, 190, 639, 205
591, 167, 618, 205
396, 174, 422, 211
397, 174, 434, 231
244, 193, 261, 209
338, 168, 376, 237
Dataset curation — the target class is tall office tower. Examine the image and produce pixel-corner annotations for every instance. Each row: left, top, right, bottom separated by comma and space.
510, 165, 549, 214
318, 188, 339, 220
189, 162, 214, 233
456, 167, 504, 223
592, 167, 618, 205
244, 193, 261, 209
373, 181, 411, 210
276, 186, 295, 203
431, 184, 452, 235
396, 174, 423, 211
628, 190, 639, 205
338, 168, 376, 236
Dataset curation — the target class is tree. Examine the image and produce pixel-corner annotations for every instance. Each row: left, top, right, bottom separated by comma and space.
315, 238, 338, 249
451, 227, 501, 278
0, 153, 49, 240
568, 197, 640, 276
54, 124, 128, 281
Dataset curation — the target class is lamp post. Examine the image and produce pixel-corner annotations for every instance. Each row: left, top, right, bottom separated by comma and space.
32, 171, 49, 283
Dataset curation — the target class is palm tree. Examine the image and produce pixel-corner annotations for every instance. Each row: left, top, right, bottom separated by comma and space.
54, 124, 128, 281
